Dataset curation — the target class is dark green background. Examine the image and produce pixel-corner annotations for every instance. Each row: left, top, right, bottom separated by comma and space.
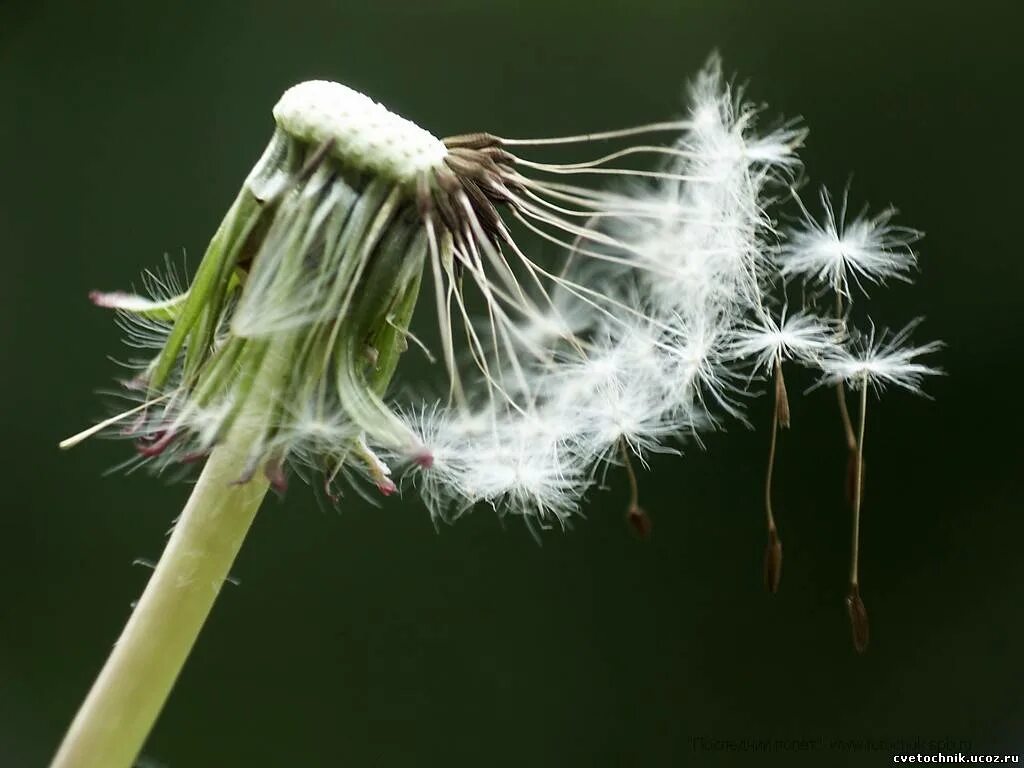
2, 1, 1021, 766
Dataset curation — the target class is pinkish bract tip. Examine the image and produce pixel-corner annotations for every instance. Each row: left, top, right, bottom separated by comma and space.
264, 460, 289, 494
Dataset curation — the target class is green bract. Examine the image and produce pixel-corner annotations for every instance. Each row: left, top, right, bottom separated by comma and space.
109, 126, 434, 490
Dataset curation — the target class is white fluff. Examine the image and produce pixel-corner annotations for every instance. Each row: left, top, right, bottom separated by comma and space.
777, 188, 920, 297
730, 307, 839, 375
815, 321, 943, 394
389, 57, 936, 523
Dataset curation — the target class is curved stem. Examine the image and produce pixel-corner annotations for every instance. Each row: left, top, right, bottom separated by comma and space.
52, 342, 293, 768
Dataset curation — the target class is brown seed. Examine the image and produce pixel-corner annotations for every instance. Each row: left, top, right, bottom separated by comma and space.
774, 365, 791, 429
846, 584, 870, 654
627, 504, 652, 538
763, 528, 783, 594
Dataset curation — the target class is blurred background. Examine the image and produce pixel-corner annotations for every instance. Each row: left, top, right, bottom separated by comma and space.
2, 1, 1021, 765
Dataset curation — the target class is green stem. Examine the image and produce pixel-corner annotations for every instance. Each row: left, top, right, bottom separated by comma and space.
52, 444, 268, 768
52, 341, 293, 768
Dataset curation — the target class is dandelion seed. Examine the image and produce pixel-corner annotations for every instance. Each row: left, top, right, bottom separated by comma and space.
810, 321, 940, 652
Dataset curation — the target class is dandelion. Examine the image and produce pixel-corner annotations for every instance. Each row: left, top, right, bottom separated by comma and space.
56, 57, 939, 766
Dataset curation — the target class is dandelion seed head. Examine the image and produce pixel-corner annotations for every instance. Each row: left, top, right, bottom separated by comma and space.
72, 58, 939, 529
